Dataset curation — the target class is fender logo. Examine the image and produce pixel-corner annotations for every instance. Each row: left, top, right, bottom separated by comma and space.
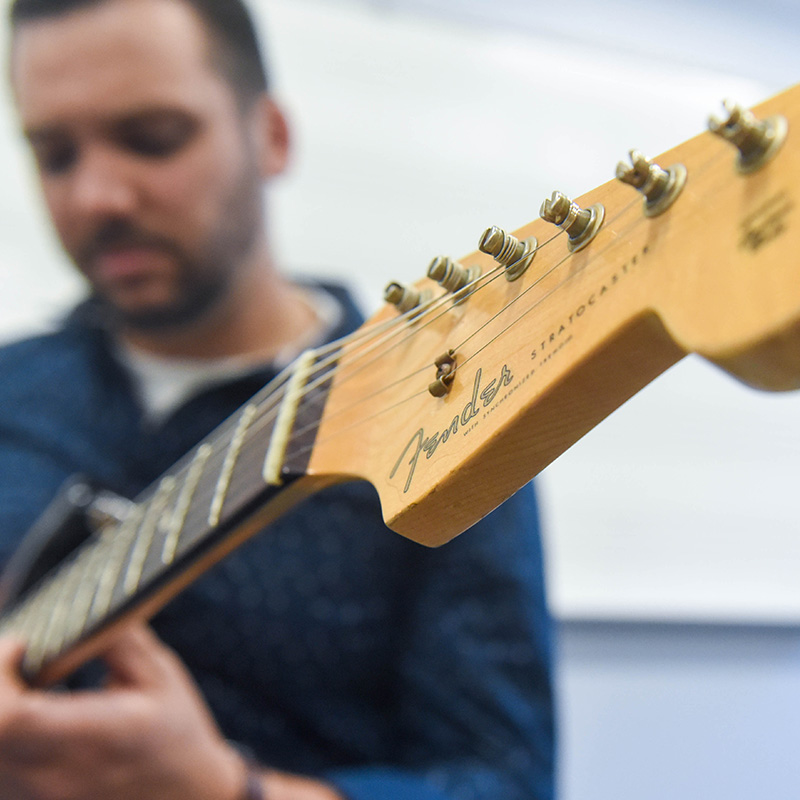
390, 364, 513, 493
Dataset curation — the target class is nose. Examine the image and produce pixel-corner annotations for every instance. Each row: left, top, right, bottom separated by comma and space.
67, 145, 139, 221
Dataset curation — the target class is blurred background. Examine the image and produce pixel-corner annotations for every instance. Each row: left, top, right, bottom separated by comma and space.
0, 0, 798, 796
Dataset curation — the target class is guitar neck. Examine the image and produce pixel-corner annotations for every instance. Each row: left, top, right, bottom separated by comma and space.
309, 84, 800, 543
3, 83, 798, 685
0, 355, 338, 684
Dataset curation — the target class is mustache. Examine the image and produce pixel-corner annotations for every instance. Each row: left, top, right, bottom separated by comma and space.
77, 219, 182, 266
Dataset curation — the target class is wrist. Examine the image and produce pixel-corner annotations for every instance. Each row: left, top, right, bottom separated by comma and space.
240, 764, 267, 800
226, 741, 267, 800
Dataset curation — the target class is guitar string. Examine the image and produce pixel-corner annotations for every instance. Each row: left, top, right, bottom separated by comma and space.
0, 253, 532, 639
145, 124, 726, 466
143, 237, 553, 479
243, 201, 641, 455
106, 188, 649, 520
220, 128, 731, 429
116, 196, 636, 547
8, 144, 730, 652
278, 140, 736, 450
259, 235, 563, 423
1, 222, 571, 642
285, 201, 654, 460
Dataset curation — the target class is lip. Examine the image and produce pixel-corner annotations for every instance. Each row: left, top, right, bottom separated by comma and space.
92, 246, 171, 283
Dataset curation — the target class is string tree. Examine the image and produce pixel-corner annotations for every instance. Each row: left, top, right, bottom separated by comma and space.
427, 256, 482, 299
616, 150, 687, 217
478, 226, 537, 281
428, 350, 457, 397
539, 191, 604, 252
708, 99, 788, 173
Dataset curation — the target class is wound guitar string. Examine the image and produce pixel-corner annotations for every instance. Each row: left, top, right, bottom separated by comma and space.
0, 139, 731, 674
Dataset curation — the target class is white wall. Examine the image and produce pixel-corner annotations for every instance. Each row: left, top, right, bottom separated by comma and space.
558, 621, 800, 800
250, 0, 800, 624
1, 1, 799, 797
3, 0, 790, 622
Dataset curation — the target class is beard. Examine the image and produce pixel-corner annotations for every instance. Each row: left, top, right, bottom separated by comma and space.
78, 219, 235, 331
74, 164, 264, 332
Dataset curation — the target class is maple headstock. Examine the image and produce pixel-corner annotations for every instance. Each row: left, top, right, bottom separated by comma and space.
308, 85, 799, 545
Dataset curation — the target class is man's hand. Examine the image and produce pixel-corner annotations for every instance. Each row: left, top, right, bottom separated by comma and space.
0, 622, 245, 800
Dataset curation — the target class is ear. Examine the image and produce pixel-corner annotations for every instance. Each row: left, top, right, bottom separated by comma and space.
251, 96, 291, 178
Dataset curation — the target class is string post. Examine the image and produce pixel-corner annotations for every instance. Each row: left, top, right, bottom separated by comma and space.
478, 226, 537, 282
539, 191, 604, 252
427, 256, 482, 298
708, 100, 788, 173
616, 149, 687, 217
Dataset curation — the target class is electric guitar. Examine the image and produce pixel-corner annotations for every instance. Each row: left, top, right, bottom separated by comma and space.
1, 83, 797, 685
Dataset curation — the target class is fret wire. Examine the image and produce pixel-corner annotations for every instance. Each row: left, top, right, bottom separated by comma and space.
39, 544, 100, 662
58, 531, 118, 653
88, 504, 144, 625
263, 351, 317, 486
123, 476, 177, 597
211, 416, 279, 516
21, 574, 68, 675
208, 403, 258, 527
162, 443, 213, 564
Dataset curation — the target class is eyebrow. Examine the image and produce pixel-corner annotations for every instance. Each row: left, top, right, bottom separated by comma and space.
23, 106, 197, 139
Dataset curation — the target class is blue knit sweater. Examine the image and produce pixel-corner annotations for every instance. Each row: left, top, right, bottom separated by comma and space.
0, 284, 554, 800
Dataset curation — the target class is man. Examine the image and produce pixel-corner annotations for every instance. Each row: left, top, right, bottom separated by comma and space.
0, 1, 554, 798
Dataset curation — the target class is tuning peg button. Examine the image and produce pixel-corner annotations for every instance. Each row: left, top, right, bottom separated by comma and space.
616, 150, 687, 216
708, 100, 788, 173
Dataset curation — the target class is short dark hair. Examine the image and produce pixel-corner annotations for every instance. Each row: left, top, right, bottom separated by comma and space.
9, 0, 270, 105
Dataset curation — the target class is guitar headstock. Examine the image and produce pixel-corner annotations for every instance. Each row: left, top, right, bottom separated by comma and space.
308, 84, 799, 546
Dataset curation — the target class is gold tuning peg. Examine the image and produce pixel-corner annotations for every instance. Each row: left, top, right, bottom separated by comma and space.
708, 100, 788, 173
478, 227, 537, 281
384, 282, 430, 314
616, 150, 687, 216
539, 192, 604, 252
427, 256, 482, 296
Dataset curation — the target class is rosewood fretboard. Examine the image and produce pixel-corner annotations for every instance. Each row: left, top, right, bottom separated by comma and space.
0, 348, 332, 683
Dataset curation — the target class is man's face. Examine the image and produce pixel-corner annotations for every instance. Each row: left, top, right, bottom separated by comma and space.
11, 0, 272, 330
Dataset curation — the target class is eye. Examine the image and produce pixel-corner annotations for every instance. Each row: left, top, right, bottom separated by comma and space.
117, 112, 199, 158
29, 137, 79, 175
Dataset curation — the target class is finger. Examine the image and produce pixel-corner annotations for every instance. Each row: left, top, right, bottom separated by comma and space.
0, 637, 28, 694
99, 622, 180, 690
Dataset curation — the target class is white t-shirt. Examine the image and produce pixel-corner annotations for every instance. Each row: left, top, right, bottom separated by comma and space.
115, 288, 342, 423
